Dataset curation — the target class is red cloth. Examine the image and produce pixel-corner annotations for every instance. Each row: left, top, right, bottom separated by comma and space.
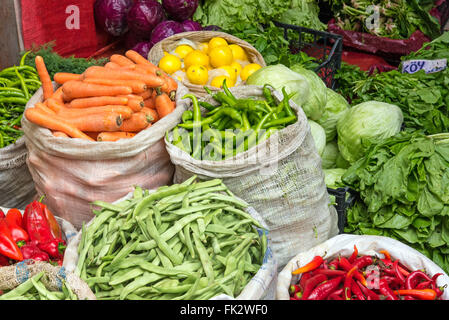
20, 0, 111, 58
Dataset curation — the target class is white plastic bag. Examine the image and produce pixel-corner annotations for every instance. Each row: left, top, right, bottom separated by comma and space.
276, 234, 449, 300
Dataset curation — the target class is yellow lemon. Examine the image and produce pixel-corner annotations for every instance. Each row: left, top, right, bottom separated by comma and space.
163, 51, 170, 56
218, 66, 237, 83
230, 61, 242, 77
208, 37, 228, 52
229, 44, 248, 61
158, 54, 182, 75
186, 65, 209, 85
240, 63, 262, 81
199, 42, 209, 54
210, 75, 234, 88
184, 50, 210, 69
174, 45, 194, 59
209, 45, 234, 68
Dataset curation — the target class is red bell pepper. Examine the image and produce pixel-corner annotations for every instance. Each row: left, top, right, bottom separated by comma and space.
23, 201, 55, 244
20, 242, 49, 261
38, 238, 66, 259
0, 219, 23, 261
4, 209, 28, 244
0, 254, 9, 266
40, 203, 62, 240
0, 209, 4, 219
6, 208, 23, 229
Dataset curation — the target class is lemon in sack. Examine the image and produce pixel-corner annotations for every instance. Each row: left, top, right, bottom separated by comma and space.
174, 45, 194, 59
184, 50, 209, 69
199, 42, 209, 54
208, 37, 228, 52
209, 45, 233, 68
218, 66, 237, 83
210, 75, 234, 88
230, 61, 242, 77
229, 44, 248, 61
186, 65, 209, 85
159, 54, 182, 75
241, 63, 262, 81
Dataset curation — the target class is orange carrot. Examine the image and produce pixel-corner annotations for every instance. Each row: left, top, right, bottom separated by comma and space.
52, 131, 69, 138
35, 102, 56, 115
143, 97, 156, 109
127, 99, 144, 112
118, 94, 144, 102
84, 66, 165, 88
155, 89, 175, 118
119, 112, 151, 132
54, 72, 83, 84
97, 131, 136, 142
35, 56, 53, 99
105, 61, 121, 69
83, 78, 147, 94
160, 73, 178, 99
47, 98, 65, 113
110, 54, 135, 67
125, 50, 156, 67
141, 107, 159, 123
62, 80, 132, 100
137, 89, 153, 100
63, 112, 124, 132
85, 132, 99, 141
49, 86, 64, 103
69, 96, 128, 109
24, 107, 94, 141
57, 105, 133, 120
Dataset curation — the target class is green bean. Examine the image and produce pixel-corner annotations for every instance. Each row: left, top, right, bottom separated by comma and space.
109, 268, 144, 286
193, 233, 214, 284
31, 277, 61, 300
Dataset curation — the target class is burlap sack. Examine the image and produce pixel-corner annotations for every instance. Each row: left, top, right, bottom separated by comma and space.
0, 260, 96, 300
21, 82, 190, 230
166, 85, 339, 269
63, 189, 278, 300
148, 31, 266, 97
276, 234, 449, 300
0, 138, 36, 209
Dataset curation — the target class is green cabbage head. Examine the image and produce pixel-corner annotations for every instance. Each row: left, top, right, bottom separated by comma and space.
317, 88, 349, 142
246, 64, 310, 109
324, 168, 347, 189
290, 64, 327, 121
308, 119, 326, 156
337, 101, 403, 164
321, 140, 340, 169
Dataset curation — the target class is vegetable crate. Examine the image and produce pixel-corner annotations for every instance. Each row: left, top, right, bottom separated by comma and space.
272, 21, 343, 89
327, 187, 357, 234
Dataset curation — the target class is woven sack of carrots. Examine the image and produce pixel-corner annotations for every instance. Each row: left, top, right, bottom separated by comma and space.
276, 234, 449, 300
21, 50, 190, 229
166, 85, 338, 269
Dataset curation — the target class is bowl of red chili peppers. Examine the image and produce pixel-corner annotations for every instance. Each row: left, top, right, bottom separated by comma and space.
277, 235, 449, 300
0, 198, 76, 267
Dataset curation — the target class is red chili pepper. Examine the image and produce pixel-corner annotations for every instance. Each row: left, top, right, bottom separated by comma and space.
314, 269, 346, 277
0, 219, 23, 261
352, 255, 374, 270
339, 257, 368, 286
20, 242, 49, 261
292, 256, 324, 275
299, 272, 313, 290
393, 260, 405, 284
350, 278, 366, 300
382, 275, 403, 289
357, 280, 380, 300
293, 291, 303, 300
6, 208, 23, 229
405, 270, 433, 290
38, 238, 66, 259
343, 266, 358, 300
289, 284, 301, 295
306, 276, 343, 300
301, 274, 328, 300
379, 250, 391, 261
328, 257, 339, 270
0, 254, 9, 266
327, 289, 344, 300
394, 289, 437, 300
23, 200, 57, 245
379, 278, 399, 300
415, 281, 432, 289
5, 219, 28, 244
378, 259, 395, 275
397, 262, 411, 277
430, 273, 445, 297
348, 245, 358, 264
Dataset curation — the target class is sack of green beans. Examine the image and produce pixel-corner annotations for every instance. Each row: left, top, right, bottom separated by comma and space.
0, 53, 41, 209
165, 85, 338, 269
63, 177, 277, 300
21, 81, 190, 230
0, 260, 96, 300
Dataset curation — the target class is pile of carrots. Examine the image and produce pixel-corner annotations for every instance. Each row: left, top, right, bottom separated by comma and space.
24, 50, 178, 142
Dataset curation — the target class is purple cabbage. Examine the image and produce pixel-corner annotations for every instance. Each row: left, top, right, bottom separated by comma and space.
162, 0, 198, 22
131, 42, 153, 57
127, 0, 166, 39
94, 0, 133, 37
150, 20, 184, 46
203, 25, 221, 31
181, 20, 202, 32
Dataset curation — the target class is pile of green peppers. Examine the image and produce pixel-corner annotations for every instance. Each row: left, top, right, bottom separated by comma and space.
170, 81, 298, 161
0, 52, 41, 148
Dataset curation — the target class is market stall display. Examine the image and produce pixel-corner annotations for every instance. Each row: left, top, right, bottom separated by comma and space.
64, 177, 277, 300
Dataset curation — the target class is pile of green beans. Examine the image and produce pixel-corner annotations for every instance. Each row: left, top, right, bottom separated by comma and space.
169, 81, 298, 161
0, 271, 78, 300
75, 176, 268, 300
0, 51, 41, 148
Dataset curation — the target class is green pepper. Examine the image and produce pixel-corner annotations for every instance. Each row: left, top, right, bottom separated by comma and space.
14, 67, 30, 100
222, 79, 237, 104
262, 84, 276, 107
179, 107, 243, 130
198, 101, 216, 111
262, 115, 297, 129
182, 94, 202, 160
281, 87, 296, 118
181, 110, 193, 123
